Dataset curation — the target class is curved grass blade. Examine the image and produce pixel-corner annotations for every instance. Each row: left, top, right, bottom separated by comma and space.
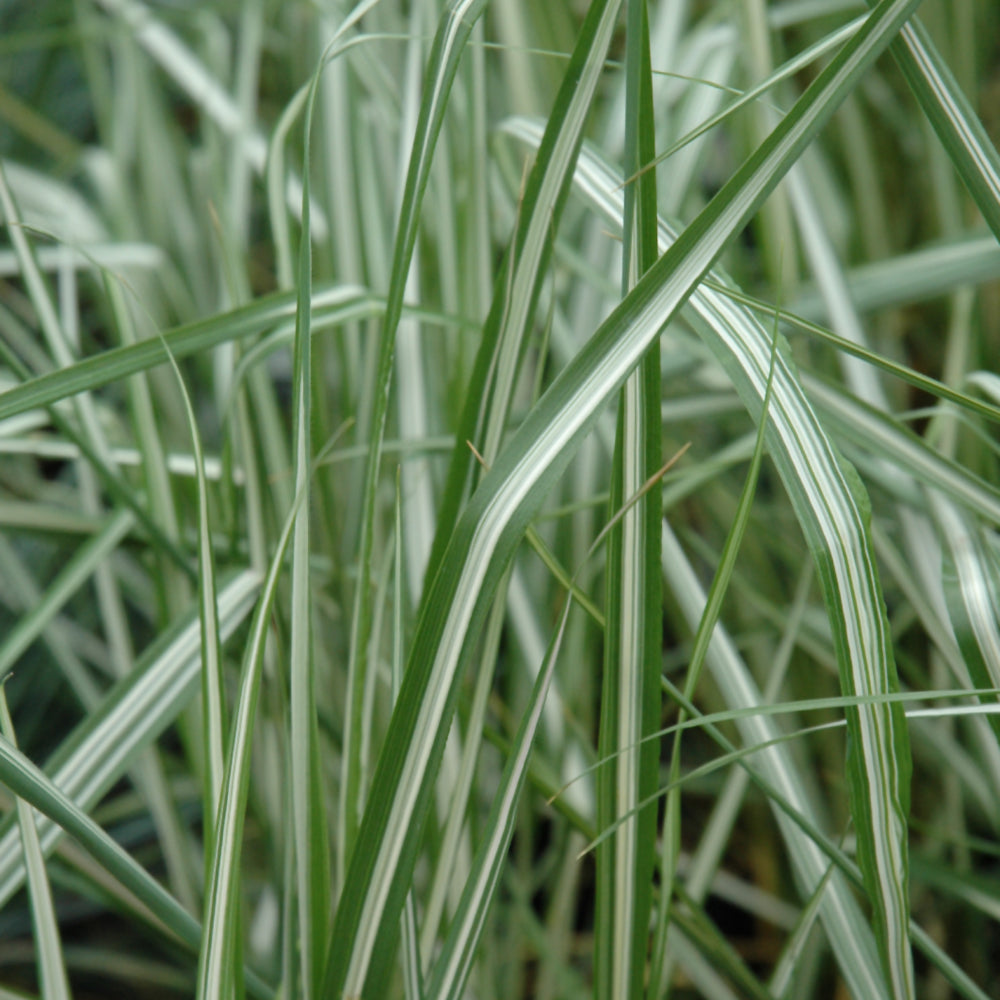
0, 167, 195, 580
520, 87, 920, 999
324, 2, 924, 997
933, 493, 1000, 742
0, 570, 260, 908
0, 285, 377, 424
651, 299, 780, 1000
154, 326, 227, 858
0, 695, 275, 999
803, 376, 1000, 525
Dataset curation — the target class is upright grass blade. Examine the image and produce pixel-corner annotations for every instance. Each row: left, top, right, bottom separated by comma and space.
595, 4, 661, 999
323, 3, 924, 997
391, 474, 423, 1000
423, 598, 572, 1000
326, 0, 626, 994
423, 0, 626, 584
195, 501, 306, 999
287, 59, 329, 1000
339, 0, 488, 875
105, 279, 188, 620
0, 689, 71, 1000
91, 0, 326, 239
157, 345, 226, 856
512, 97, 918, 991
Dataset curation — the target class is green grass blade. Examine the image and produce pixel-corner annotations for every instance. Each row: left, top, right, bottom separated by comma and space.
338, 0, 488, 875
803, 376, 1000, 524
92, 0, 326, 239
323, 3, 924, 996
870, 7, 1000, 240
934, 493, 1000, 738
0, 689, 71, 1000
0, 286, 378, 424
0, 697, 274, 999
0, 570, 260, 908
0, 509, 133, 683
195, 507, 304, 998
651, 303, 780, 1000
595, 4, 660, 998
288, 65, 328, 1000
423, 597, 571, 1000
157, 342, 226, 854
423, 0, 625, 584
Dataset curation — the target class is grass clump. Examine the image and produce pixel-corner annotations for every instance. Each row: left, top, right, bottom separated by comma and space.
1, 1, 1000, 998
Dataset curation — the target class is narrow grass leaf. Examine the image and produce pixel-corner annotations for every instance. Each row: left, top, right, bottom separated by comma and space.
155, 322, 227, 857
287, 64, 329, 1000
0, 689, 71, 1000
933, 493, 1000, 742
196, 501, 306, 998
652, 295, 779, 1000
339, 0, 488, 874
0, 286, 377, 424
0, 570, 260, 909
804, 376, 1000, 525
0, 703, 274, 999
423, 596, 572, 1000
423, 0, 625, 584
0, 508, 133, 683
595, 5, 660, 998
325, 3, 924, 997
869, 7, 1000, 240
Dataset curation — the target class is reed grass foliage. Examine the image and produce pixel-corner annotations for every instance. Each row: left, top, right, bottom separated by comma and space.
1, 0, 1000, 997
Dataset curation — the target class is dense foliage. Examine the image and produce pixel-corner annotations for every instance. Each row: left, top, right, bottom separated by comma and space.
1, 1, 1000, 997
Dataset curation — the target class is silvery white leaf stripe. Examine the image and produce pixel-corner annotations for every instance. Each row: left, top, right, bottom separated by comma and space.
328, 0, 627, 994
328, 2, 923, 996
526, 122, 914, 996
0, 570, 261, 906
932, 493, 1000, 688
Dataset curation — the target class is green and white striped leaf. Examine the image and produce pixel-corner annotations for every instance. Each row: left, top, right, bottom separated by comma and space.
507, 113, 914, 996
868, 5, 1000, 240
423, 597, 571, 1000
0, 570, 260, 908
0, 690, 71, 1000
0, 689, 274, 999
595, 4, 661, 998
0, 286, 378, 424
324, 2, 922, 995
